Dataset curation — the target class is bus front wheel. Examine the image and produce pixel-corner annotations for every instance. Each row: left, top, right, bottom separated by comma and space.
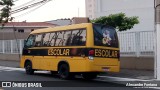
25, 61, 34, 75
58, 64, 74, 79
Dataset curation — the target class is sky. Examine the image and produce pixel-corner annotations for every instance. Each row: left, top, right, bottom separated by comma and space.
12, 0, 86, 22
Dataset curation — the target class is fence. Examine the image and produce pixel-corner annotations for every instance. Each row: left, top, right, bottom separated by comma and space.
0, 31, 155, 57
118, 31, 154, 57
0, 39, 24, 54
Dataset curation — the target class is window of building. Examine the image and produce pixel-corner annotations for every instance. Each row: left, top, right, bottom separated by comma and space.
31, 29, 34, 32
89, 10, 92, 13
18, 29, 24, 33
89, 4, 92, 7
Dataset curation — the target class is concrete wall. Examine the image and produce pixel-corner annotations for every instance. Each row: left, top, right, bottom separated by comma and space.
0, 54, 154, 70
0, 27, 45, 33
120, 57, 154, 70
0, 32, 30, 40
0, 26, 48, 40
0, 54, 20, 61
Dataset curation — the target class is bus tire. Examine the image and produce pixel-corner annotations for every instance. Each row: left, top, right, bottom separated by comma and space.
58, 64, 73, 79
25, 61, 34, 75
82, 73, 98, 80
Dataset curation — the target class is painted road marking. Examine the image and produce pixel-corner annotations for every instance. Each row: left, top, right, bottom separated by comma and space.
0, 66, 49, 73
0, 66, 24, 72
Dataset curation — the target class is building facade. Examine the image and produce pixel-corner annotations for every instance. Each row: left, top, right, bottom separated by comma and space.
46, 19, 71, 26
86, 0, 155, 31
85, 0, 96, 20
0, 22, 57, 40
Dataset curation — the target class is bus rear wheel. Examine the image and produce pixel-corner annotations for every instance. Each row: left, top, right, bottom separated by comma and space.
58, 64, 74, 79
82, 73, 98, 80
25, 61, 34, 75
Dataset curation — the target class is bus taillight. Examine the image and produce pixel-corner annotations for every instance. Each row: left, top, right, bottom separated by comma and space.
88, 50, 94, 60
89, 50, 94, 55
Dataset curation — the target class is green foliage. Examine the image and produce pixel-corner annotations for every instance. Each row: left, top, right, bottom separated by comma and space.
0, 0, 14, 26
91, 13, 139, 31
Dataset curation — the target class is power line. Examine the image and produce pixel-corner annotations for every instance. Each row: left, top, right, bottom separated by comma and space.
14, 1, 49, 18
11, 0, 52, 14
12, 0, 36, 10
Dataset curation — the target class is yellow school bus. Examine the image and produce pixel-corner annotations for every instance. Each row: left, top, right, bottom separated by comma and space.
20, 23, 120, 80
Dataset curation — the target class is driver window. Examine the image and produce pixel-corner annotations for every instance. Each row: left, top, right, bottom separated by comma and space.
25, 35, 36, 48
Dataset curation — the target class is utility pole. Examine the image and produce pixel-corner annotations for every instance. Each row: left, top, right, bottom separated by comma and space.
155, 0, 160, 80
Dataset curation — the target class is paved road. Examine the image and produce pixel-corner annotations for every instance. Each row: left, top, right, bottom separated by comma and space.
0, 60, 155, 80
0, 66, 157, 90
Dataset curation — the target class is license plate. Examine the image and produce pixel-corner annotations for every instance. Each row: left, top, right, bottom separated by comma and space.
103, 68, 109, 71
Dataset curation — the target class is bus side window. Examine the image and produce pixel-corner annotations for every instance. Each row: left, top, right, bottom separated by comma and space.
55, 31, 64, 46
79, 29, 86, 46
34, 34, 42, 47
42, 33, 51, 46
64, 31, 72, 46
48, 32, 56, 46
71, 30, 80, 46
71, 29, 86, 46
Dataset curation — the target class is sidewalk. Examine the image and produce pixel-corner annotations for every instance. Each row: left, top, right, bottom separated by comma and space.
0, 60, 20, 68
0, 60, 155, 80
100, 69, 154, 80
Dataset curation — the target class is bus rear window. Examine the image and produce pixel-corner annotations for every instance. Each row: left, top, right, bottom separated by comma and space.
93, 24, 119, 48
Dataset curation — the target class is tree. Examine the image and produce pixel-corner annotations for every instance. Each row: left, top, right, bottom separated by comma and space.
91, 13, 139, 31
0, 0, 14, 26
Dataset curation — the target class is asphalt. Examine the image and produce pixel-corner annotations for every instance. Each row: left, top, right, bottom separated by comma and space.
0, 60, 155, 80
0, 67, 157, 90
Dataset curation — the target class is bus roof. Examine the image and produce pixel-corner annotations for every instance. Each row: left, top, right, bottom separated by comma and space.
30, 23, 92, 34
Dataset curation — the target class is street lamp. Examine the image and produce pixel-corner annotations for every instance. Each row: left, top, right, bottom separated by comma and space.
154, 0, 160, 80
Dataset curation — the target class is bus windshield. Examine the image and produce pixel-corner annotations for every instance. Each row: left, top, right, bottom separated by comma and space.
93, 24, 119, 48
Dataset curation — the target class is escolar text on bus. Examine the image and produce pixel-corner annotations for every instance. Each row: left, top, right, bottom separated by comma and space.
48, 48, 70, 56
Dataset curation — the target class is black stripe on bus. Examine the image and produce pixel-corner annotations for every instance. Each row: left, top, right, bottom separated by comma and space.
22, 48, 119, 58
